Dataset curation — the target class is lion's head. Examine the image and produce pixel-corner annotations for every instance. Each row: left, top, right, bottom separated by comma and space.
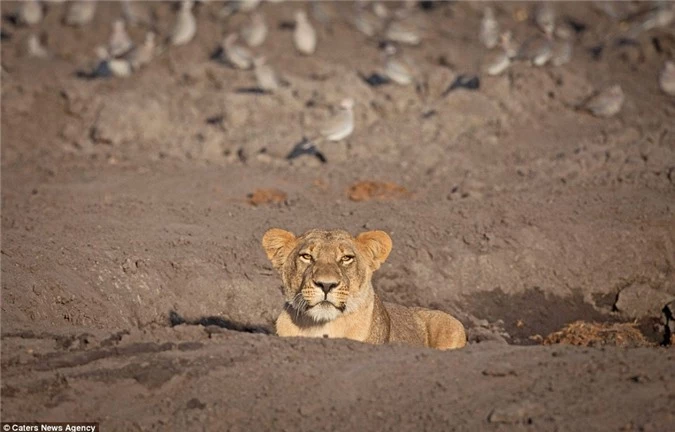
262, 228, 392, 323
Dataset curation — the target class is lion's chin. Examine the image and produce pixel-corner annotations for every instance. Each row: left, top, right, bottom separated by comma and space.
306, 302, 343, 323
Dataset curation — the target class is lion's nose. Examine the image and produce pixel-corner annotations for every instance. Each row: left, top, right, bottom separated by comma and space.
314, 280, 339, 294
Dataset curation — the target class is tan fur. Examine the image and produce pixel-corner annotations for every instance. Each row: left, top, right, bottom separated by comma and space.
262, 228, 466, 350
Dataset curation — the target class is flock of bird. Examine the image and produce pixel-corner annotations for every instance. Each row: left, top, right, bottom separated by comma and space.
4, 0, 675, 161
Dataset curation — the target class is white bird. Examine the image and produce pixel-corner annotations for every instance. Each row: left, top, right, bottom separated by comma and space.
554, 21, 574, 41
16, 0, 43, 26
222, 33, 254, 69
122, 0, 153, 27
383, 45, 413, 85
659, 61, 675, 96
500, 31, 519, 59
94, 46, 132, 78
551, 39, 573, 67
582, 85, 625, 118
316, 98, 355, 143
170, 1, 196, 46
253, 56, 281, 92
519, 35, 553, 67
592, 1, 634, 21
64, 1, 97, 27
128, 32, 156, 71
384, 20, 421, 46
534, 2, 556, 37
352, 8, 382, 38
484, 49, 510, 76
480, 7, 500, 49
238, 0, 262, 13
639, 4, 675, 32
294, 10, 316, 55
372, 2, 390, 19
394, 0, 416, 19
26, 34, 49, 58
108, 19, 133, 58
241, 12, 267, 48
217, 0, 262, 18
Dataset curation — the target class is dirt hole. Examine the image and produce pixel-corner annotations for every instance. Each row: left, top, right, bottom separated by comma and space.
466, 288, 668, 348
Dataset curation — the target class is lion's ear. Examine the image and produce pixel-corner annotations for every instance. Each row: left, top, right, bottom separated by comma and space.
262, 229, 297, 270
356, 230, 392, 270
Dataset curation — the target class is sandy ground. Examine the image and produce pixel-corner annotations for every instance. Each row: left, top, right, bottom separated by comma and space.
1, 1, 675, 430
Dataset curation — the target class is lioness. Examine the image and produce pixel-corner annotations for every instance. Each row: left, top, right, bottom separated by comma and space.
262, 228, 466, 350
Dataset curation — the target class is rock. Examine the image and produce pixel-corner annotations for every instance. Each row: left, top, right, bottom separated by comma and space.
122, 257, 139, 274
615, 284, 675, 319
488, 401, 543, 424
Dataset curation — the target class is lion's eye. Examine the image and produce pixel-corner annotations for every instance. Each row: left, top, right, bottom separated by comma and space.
341, 255, 355, 264
299, 253, 312, 262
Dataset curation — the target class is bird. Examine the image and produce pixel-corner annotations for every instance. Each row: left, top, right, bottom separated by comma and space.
122, 0, 153, 27
395, 0, 417, 19
659, 61, 675, 96
500, 31, 519, 59
286, 138, 327, 163
382, 45, 413, 85
484, 49, 510, 76
64, 1, 97, 27
639, 4, 675, 32
534, 2, 556, 37
480, 6, 500, 49
217, 0, 262, 18
554, 20, 575, 41
443, 75, 480, 95
359, 72, 390, 87
592, 1, 635, 21
170, 0, 196, 46
518, 35, 553, 67
384, 20, 421, 46
241, 12, 267, 48
238, 0, 262, 13
253, 56, 281, 92
15, 0, 43, 26
108, 19, 133, 58
293, 10, 316, 55
313, 98, 355, 143
90, 46, 132, 78
26, 33, 49, 58
221, 33, 254, 69
373, 2, 390, 19
127, 32, 156, 71
582, 85, 625, 118
286, 100, 353, 161
352, 7, 383, 38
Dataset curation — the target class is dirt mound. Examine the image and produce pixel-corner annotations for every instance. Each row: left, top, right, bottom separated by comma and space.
247, 188, 288, 206
541, 321, 654, 348
347, 181, 410, 202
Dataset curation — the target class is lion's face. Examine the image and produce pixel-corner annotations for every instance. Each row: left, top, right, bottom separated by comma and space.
262, 229, 392, 323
